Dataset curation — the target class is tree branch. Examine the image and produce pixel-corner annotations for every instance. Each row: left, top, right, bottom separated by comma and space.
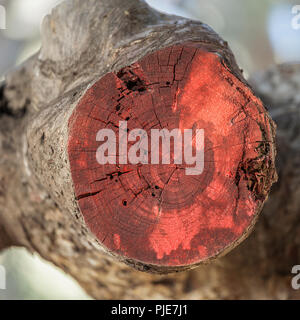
0, 0, 281, 299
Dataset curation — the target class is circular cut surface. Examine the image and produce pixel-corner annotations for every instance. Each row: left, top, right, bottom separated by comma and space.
68, 43, 275, 267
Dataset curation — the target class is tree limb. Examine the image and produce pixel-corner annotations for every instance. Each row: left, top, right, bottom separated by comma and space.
0, 0, 282, 299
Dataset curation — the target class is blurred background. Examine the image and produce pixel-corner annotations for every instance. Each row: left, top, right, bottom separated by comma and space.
0, 0, 299, 300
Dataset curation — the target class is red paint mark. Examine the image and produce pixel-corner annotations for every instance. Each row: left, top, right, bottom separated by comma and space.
68, 43, 275, 267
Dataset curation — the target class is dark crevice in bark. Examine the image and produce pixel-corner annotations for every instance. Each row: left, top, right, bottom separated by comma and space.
0, 84, 28, 118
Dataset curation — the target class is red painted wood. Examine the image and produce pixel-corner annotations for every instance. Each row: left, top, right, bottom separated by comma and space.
68, 43, 275, 266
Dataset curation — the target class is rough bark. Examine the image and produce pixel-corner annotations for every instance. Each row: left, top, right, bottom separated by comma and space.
0, 0, 292, 299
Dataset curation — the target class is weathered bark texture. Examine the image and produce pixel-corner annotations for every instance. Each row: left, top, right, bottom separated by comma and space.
0, 0, 294, 299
